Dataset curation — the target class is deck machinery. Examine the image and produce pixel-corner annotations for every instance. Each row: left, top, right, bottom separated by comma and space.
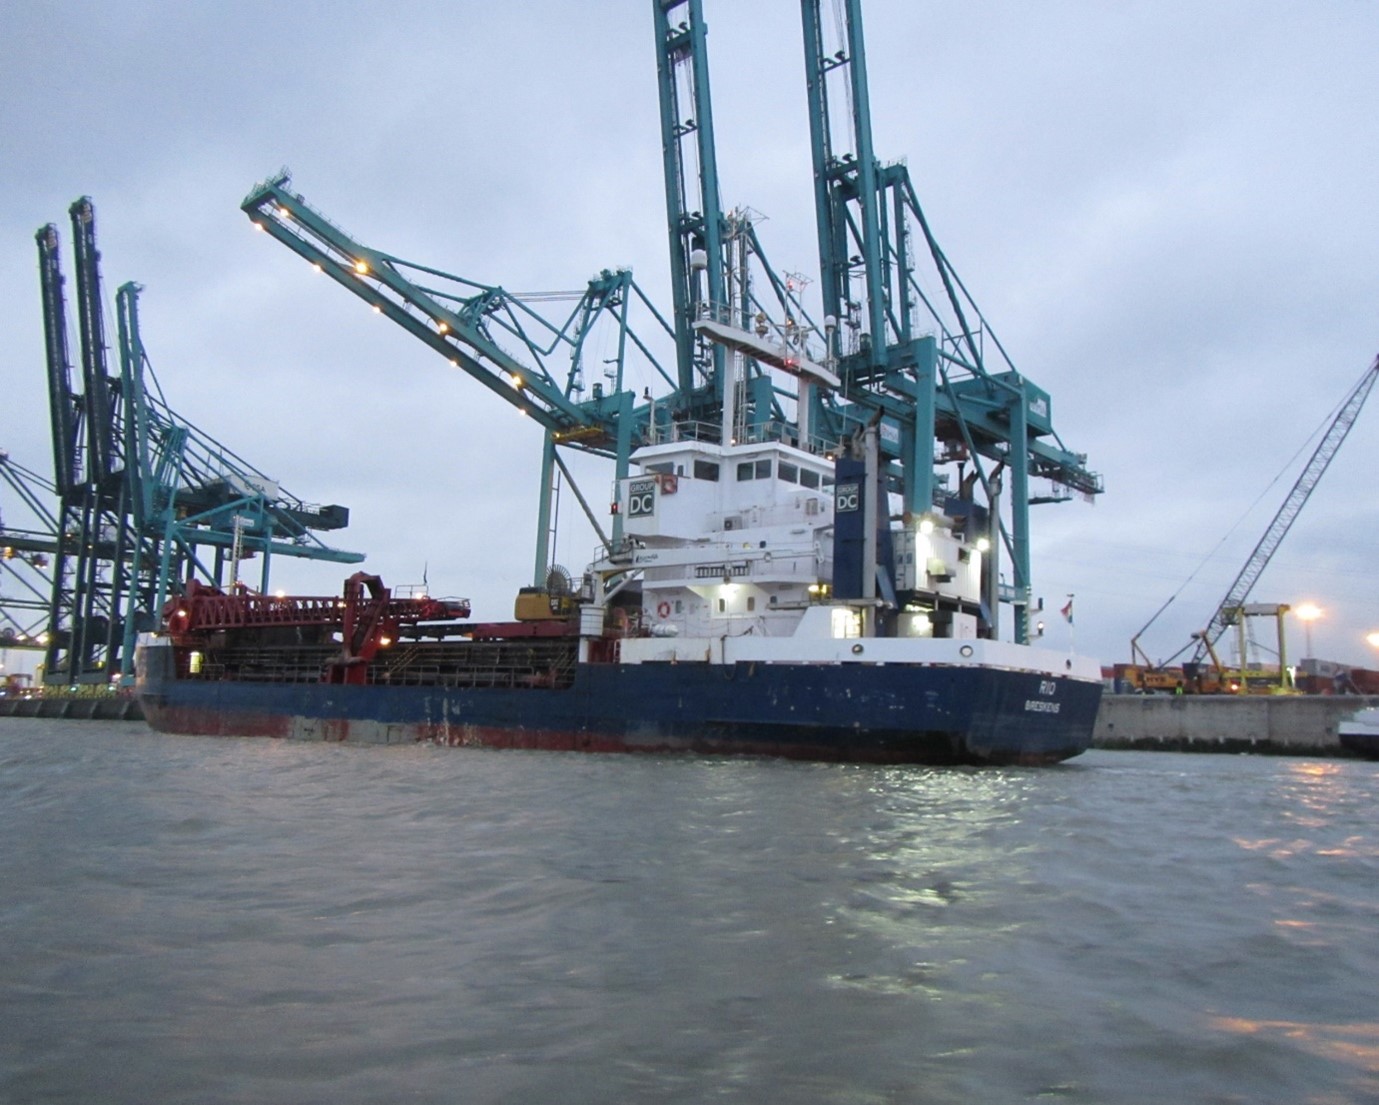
242, 0, 1101, 645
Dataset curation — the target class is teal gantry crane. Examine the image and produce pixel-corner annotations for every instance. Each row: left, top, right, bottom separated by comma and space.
799, 0, 1101, 640
36, 199, 363, 686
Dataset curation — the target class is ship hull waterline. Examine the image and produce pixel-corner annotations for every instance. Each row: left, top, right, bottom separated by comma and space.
137, 643, 1101, 766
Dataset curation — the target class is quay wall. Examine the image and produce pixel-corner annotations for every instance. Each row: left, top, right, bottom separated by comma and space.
1094, 694, 1379, 755
0, 695, 144, 721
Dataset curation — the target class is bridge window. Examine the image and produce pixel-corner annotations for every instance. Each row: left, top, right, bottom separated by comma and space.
693, 460, 720, 482
800, 469, 821, 489
779, 462, 799, 484
736, 458, 774, 481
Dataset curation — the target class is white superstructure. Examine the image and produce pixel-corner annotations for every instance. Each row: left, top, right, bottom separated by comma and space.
580, 432, 1098, 681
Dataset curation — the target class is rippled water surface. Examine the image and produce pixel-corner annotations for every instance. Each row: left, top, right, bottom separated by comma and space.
2, 719, 1377, 1104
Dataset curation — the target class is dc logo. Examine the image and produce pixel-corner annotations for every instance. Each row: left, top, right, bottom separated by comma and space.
628, 479, 656, 517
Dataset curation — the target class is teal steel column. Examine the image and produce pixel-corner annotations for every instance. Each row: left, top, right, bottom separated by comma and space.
842, 0, 888, 367
800, 1, 840, 356
905, 337, 937, 515
984, 477, 1001, 640
610, 391, 635, 547
115, 283, 150, 683
533, 431, 558, 585
1009, 384, 1032, 644
653, 0, 726, 395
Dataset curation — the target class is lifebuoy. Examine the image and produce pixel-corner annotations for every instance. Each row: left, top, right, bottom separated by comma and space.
657, 601, 671, 619
660, 474, 678, 494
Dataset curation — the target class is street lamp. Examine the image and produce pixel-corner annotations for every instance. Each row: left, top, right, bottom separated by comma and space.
1295, 602, 1323, 659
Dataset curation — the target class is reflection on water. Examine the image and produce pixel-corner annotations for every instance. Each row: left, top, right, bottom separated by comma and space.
1208, 1017, 1379, 1101
0, 723, 1377, 1104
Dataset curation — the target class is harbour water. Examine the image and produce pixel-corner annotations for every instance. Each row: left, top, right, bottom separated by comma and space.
2, 719, 1376, 1104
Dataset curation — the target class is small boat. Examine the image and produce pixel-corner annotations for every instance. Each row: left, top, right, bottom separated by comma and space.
1337, 706, 1379, 759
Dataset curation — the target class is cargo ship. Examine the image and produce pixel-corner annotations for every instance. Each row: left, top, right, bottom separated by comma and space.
136, 6, 1107, 763
136, 425, 1102, 764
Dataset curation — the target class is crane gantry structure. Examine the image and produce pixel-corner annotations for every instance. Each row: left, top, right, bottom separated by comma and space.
0, 453, 59, 651
34, 199, 363, 686
243, 0, 1102, 643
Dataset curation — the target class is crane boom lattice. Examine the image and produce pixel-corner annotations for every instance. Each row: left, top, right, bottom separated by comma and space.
1191, 354, 1379, 662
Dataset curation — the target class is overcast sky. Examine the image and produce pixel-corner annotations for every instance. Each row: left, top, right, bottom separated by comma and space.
2, 1, 1377, 671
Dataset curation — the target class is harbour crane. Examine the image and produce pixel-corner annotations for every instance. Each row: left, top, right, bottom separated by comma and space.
244, 0, 1102, 641
1130, 354, 1378, 673
798, 0, 1101, 640
242, 172, 678, 584
36, 200, 363, 686
1187, 355, 1379, 665
38, 203, 134, 683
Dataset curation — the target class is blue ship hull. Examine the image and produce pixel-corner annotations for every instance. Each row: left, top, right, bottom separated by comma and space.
136, 640, 1100, 764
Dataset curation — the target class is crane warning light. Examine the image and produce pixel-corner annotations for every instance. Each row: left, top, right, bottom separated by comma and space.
437, 321, 449, 334
354, 259, 369, 274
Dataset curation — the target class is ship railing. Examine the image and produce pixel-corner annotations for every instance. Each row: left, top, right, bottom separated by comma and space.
661, 417, 838, 456
193, 644, 336, 684
367, 639, 578, 691
190, 639, 581, 690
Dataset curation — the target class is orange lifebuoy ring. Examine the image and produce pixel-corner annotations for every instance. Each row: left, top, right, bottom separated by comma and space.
657, 601, 671, 619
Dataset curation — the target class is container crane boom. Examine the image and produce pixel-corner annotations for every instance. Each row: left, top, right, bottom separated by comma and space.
1190, 354, 1379, 662
242, 173, 673, 452
243, 170, 684, 567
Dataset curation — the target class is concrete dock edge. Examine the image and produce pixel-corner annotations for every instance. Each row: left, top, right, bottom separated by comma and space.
1094, 694, 1379, 755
